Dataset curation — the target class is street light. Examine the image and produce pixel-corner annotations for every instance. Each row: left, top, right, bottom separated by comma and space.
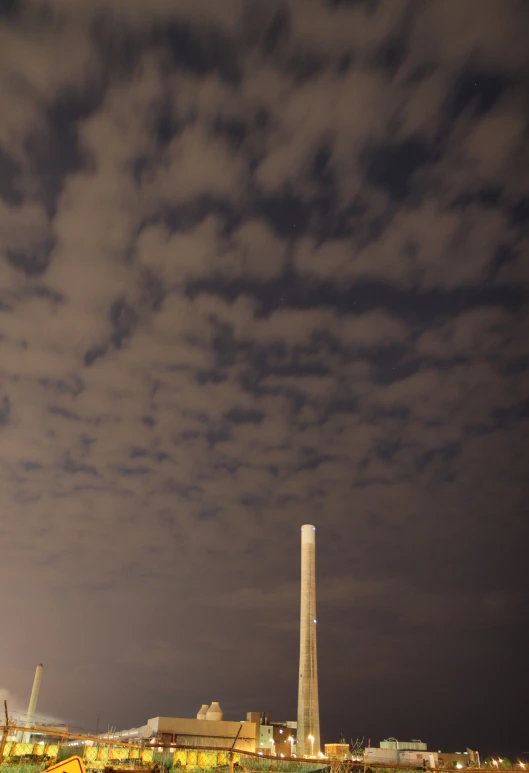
288, 736, 294, 756
308, 735, 314, 757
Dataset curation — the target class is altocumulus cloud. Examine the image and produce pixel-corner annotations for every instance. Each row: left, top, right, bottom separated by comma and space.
0, 0, 528, 751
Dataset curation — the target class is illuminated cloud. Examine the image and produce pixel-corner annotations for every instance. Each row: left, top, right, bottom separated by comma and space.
0, 0, 527, 750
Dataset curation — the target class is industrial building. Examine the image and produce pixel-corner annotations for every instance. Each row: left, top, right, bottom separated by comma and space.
248, 712, 297, 756
365, 741, 480, 769
100, 704, 257, 752
381, 739, 428, 751
438, 750, 481, 769
364, 741, 438, 768
325, 743, 350, 760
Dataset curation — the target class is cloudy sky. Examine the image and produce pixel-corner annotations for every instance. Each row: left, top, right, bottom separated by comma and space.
1, 0, 528, 756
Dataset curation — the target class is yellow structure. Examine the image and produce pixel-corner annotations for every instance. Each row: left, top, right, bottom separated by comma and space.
2, 742, 59, 761
173, 749, 241, 769
83, 745, 153, 769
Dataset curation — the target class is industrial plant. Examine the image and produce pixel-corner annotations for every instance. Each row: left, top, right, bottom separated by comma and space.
0, 526, 503, 770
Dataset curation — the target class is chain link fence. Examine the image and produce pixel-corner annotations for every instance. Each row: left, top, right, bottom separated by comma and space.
0, 726, 523, 773
0, 726, 328, 773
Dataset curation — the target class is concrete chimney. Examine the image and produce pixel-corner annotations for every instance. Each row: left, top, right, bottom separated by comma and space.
22, 664, 43, 742
297, 526, 320, 757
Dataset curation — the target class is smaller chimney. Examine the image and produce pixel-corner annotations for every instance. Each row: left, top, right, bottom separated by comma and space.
27, 664, 43, 726
22, 664, 43, 742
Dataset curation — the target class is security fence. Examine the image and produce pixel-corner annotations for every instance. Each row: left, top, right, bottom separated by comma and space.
0, 727, 523, 773
0, 726, 153, 770
0, 727, 329, 773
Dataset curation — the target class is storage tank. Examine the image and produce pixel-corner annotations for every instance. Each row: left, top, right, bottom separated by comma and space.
197, 704, 209, 720
206, 702, 223, 721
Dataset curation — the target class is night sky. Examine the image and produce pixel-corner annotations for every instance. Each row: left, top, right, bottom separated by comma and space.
1, 0, 529, 759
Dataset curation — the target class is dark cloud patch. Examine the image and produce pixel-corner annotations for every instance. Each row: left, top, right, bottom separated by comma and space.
372, 32, 408, 75
253, 192, 310, 237
370, 352, 419, 385
285, 50, 327, 83
213, 117, 247, 151
0, 396, 12, 426
325, 0, 380, 9
84, 343, 109, 367
262, 4, 291, 56
189, 274, 526, 324
511, 196, 529, 227
6, 238, 55, 277
419, 441, 461, 472
0, 147, 23, 205
154, 22, 240, 83
297, 454, 334, 472
48, 405, 82, 422
63, 454, 99, 476
197, 506, 221, 520
451, 68, 515, 121
29, 97, 102, 217
324, 397, 357, 416
493, 398, 529, 425
374, 437, 405, 461
116, 465, 150, 476
39, 376, 84, 396
130, 447, 149, 458
224, 407, 265, 424
195, 369, 228, 385
364, 137, 433, 199
109, 298, 139, 340
452, 186, 502, 209
0, 0, 20, 19
206, 427, 232, 447
20, 460, 43, 471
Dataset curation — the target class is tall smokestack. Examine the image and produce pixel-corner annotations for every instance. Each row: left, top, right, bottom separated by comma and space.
25, 664, 43, 735
297, 525, 320, 757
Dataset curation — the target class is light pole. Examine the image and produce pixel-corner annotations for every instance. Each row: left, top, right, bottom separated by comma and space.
288, 737, 294, 757
308, 735, 314, 757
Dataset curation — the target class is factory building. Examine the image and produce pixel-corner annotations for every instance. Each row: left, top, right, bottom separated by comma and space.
381, 739, 428, 751
438, 750, 481, 769
100, 704, 257, 752
324, 743, 350, 760
248, 713, 297, 756
368, 738, 436, 767
365, 741, 480, 769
